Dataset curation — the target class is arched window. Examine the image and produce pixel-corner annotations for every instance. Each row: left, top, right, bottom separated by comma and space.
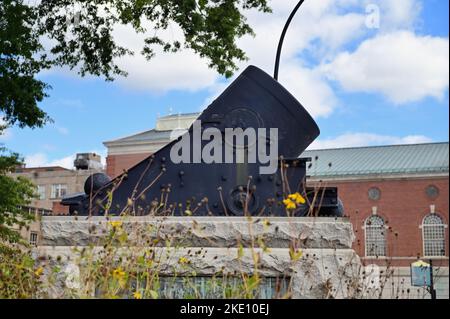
422, 214, 446, 257
365, 215, 386, 257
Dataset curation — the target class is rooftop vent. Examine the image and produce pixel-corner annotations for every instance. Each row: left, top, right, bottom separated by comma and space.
74, 153, 102, 170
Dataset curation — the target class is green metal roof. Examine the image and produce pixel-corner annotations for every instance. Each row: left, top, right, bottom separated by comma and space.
301, 142, 449, 178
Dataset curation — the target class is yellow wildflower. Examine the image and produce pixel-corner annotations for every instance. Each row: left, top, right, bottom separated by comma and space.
283, 198, 296, 210
133, 291, 143, 299
283, 193, 306, 210
288, 192, 306, 205
178, 256, 190, 264
109, 220, 123, 229
287, 202, 296, 210
112, 267, 126, 280
262, 219, 271, 230
289, 248, 303, 261
34, 267, 44, 276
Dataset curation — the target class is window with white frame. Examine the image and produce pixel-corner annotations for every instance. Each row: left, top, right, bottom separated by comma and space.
422, 214, 446, 257
365, 215, 386, 257
37, 185, 46, 200
29, 232, 38, 246
51, 184, 67, 199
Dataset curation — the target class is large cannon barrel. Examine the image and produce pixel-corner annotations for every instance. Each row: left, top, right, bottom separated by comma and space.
62, 65, 342, 217
197, 65, 320, 157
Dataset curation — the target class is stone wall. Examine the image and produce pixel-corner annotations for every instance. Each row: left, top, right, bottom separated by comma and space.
34, 216, 364, 299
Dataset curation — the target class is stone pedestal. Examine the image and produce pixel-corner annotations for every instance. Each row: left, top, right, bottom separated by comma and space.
35, 216, 362, 299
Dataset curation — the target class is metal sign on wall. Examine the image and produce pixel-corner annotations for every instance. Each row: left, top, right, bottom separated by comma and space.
410, 260, 431, 287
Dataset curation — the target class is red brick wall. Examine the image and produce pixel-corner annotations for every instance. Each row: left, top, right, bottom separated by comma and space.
106, 153, 151, 178
52, 201, 69, 215
319, 177, 449, 266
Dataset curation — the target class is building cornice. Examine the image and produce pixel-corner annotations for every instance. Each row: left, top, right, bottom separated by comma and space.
103, 138, 172, 147
106, 141, 169, 156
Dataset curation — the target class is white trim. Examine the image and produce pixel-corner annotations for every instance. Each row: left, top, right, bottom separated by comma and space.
430, 204, 436, 214
419, 224, 448, 229
105, 138, 171, 147
372, 206, 377, 215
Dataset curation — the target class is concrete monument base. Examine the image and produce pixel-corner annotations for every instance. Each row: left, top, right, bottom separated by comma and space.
34, 216, 362, 299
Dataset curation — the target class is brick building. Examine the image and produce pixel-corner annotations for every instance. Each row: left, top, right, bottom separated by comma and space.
103, 114, 449, 298
9, 206, 51, 247
8, 153, 105, 245
10, 153, 104, 214
303, 143, 448, 264
303, 143, 449, 298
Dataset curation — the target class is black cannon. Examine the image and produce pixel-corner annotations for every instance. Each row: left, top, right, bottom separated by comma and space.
62, 66, 342, 217
61, 1, 343, 217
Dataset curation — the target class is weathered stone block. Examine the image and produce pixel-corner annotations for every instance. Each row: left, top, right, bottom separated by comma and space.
34, 246, 361, 299
40, 216, 355, 249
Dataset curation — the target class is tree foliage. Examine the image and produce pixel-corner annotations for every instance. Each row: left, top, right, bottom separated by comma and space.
0, 0, 52, 128
0, 146, 36, 244
1, 0, 271, 128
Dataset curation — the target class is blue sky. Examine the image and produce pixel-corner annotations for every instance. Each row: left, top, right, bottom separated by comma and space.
1, 0, 448, 169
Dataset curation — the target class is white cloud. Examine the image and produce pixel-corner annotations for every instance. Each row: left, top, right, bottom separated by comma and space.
308, 132, 432, 149
116, 51, 218, 93
112, 23, 218, 93
24, 153, 48, 167
25, 153, 75, 169
373, 0, 422, 31
322, 31, 449, 104
278, 61, 338, 118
